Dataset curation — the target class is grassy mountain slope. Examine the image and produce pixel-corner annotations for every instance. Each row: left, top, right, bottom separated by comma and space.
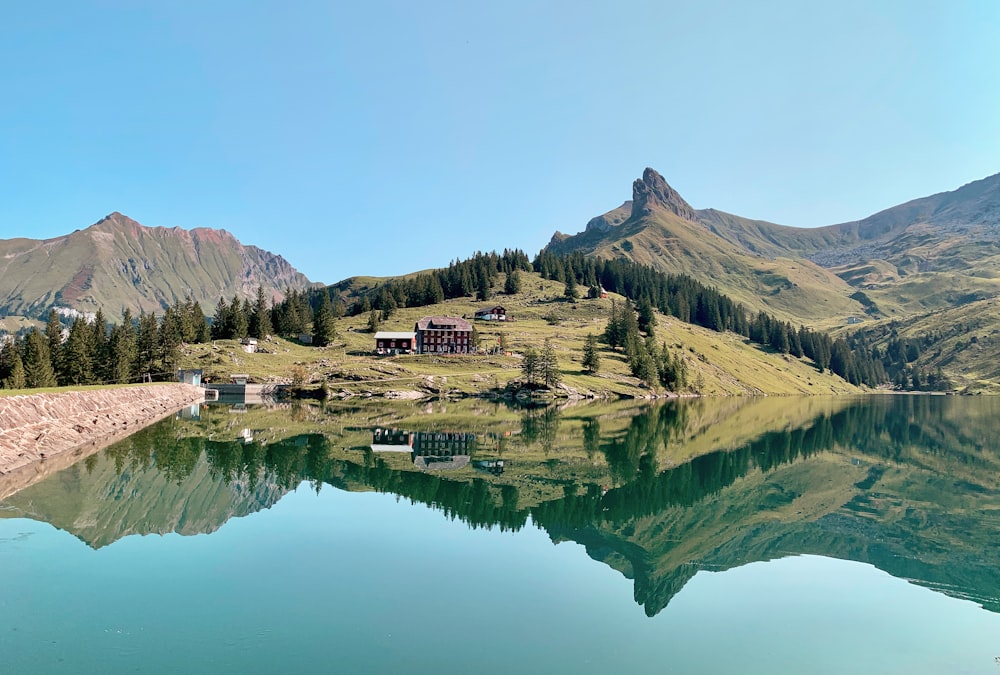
545, 169, 864, 327
0, 212, 314, 319
178, 271, 863, 397
546, 168, 1000, 389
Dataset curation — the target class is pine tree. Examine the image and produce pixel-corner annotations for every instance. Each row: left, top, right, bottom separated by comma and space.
366, 309, 381, 334
136, 312, 160, 378
61, 317, 95, 385
160, 308, 182, 374
211, 297, 230, 340
5, 351, 26, 390
504, 269, 522, 295
540, 339, 561, 388
605, 300, 623, 349
22, 328, 57, 388
637, 297, 656, 335
0, 340, 26, 389
563, 274, 577, 301
312, 292, 336, 346
45, 310, 64, 382
90, 309, 109, 381
521, 346, 539, 387
107, 316, 137, 384
250, 286, 273, 339
477, 272, 491, 301
582, 333, 600, 374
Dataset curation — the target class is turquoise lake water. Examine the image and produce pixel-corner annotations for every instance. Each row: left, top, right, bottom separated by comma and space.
2, 395, 999, 673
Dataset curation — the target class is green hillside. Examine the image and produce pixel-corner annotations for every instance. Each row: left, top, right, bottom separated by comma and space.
546, 168, 1000, 390
178, 270, 864, 397
545, 169, 866, 328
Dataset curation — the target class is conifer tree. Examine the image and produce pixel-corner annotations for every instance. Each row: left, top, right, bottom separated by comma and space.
45, 310, 64, 381
312, 292, 336, 346
212, 297, 231, 340
61, 317, 95, 385
250, 286, 273, 339
521, 346, 539, 387
540, 339, 561, 388
108, 312, 137, 384
22, 328, 57, 388
582, 333, 600, 374
563, 274, 577, 301
504, 269, 522, 295
4, 350, 26, 390
231, 295, 249, 339
477, 272, 491, 301
136, 312, 160, 378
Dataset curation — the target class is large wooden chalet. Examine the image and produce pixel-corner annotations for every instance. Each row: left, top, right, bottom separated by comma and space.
414, 316, 473, 354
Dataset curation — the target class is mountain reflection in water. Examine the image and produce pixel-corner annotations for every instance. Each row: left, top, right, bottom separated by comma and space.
2, 395, 999, 616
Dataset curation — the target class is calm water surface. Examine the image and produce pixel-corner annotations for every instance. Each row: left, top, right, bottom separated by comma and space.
1, 395, 999, 674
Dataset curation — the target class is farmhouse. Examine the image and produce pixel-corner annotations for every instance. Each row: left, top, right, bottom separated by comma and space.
474, 305, 507, 321
374, 331, 417, 355
414, 316, 473, 354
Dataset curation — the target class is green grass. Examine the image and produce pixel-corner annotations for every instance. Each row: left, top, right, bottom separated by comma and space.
178, 271, 864, 397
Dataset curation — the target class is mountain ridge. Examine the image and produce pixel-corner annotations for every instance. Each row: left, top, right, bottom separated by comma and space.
0, 212, 315, 319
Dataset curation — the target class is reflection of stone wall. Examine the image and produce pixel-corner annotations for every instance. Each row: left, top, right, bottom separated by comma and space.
0, 384, 204, 496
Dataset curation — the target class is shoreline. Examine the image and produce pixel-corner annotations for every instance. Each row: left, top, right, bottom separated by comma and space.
0, 384, 205, 500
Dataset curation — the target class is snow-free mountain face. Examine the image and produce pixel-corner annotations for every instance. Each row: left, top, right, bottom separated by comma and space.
0, 212, 315, 319
546, 168, 1000, 326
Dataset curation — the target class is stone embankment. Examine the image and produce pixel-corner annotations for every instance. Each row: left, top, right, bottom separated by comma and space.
0, 384, 204, 497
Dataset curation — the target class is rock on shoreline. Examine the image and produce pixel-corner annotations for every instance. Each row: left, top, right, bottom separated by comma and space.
0, 384, 205, 490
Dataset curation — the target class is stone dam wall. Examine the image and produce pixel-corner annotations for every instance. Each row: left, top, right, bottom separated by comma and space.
0, 384, 204, 499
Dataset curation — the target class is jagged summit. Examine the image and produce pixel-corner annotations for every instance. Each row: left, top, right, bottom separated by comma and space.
631, 168, 698, 221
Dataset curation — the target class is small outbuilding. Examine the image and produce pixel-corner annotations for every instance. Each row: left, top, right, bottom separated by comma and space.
474, 305, 507, 321
177, 369, 203, 386
374, 331, 417, 355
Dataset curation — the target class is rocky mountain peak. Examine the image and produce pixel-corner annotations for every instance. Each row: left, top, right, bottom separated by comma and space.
631, 168, 698, 221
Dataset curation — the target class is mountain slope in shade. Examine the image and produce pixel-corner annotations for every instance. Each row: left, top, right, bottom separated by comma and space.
546, 169, 864, 325
0, 212, 315, 318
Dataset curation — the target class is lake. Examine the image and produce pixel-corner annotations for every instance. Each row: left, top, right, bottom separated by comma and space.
2, 395, 999, 674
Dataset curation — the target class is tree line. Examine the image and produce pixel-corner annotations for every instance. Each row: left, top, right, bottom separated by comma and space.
534, 250, 890, 387
343, 249, 533, 317
0, 285, 341, 391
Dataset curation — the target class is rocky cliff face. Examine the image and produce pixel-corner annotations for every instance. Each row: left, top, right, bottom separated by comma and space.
631, 168, 699, 221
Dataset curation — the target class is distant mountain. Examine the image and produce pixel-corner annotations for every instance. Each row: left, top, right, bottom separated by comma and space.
0, 212, 315, 319
547, 168, 1000, 327
546, 169, 864, 324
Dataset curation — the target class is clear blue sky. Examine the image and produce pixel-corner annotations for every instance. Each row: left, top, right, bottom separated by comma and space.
2, 1, 998, 284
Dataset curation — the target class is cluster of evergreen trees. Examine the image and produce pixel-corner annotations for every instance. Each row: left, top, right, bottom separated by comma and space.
520, 339, 561, 389
535, 250, 888, 387
0, 283, 344, 391
604, 300, 688, 390
848, 325, 952, 391
346, 249, 533, 316
0, 299, 209, 389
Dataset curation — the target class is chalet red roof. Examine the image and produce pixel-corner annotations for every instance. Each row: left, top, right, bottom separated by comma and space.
414, 315, 472, 331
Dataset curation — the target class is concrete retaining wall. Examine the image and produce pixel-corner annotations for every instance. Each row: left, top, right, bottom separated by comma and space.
0, 384, 205, 491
